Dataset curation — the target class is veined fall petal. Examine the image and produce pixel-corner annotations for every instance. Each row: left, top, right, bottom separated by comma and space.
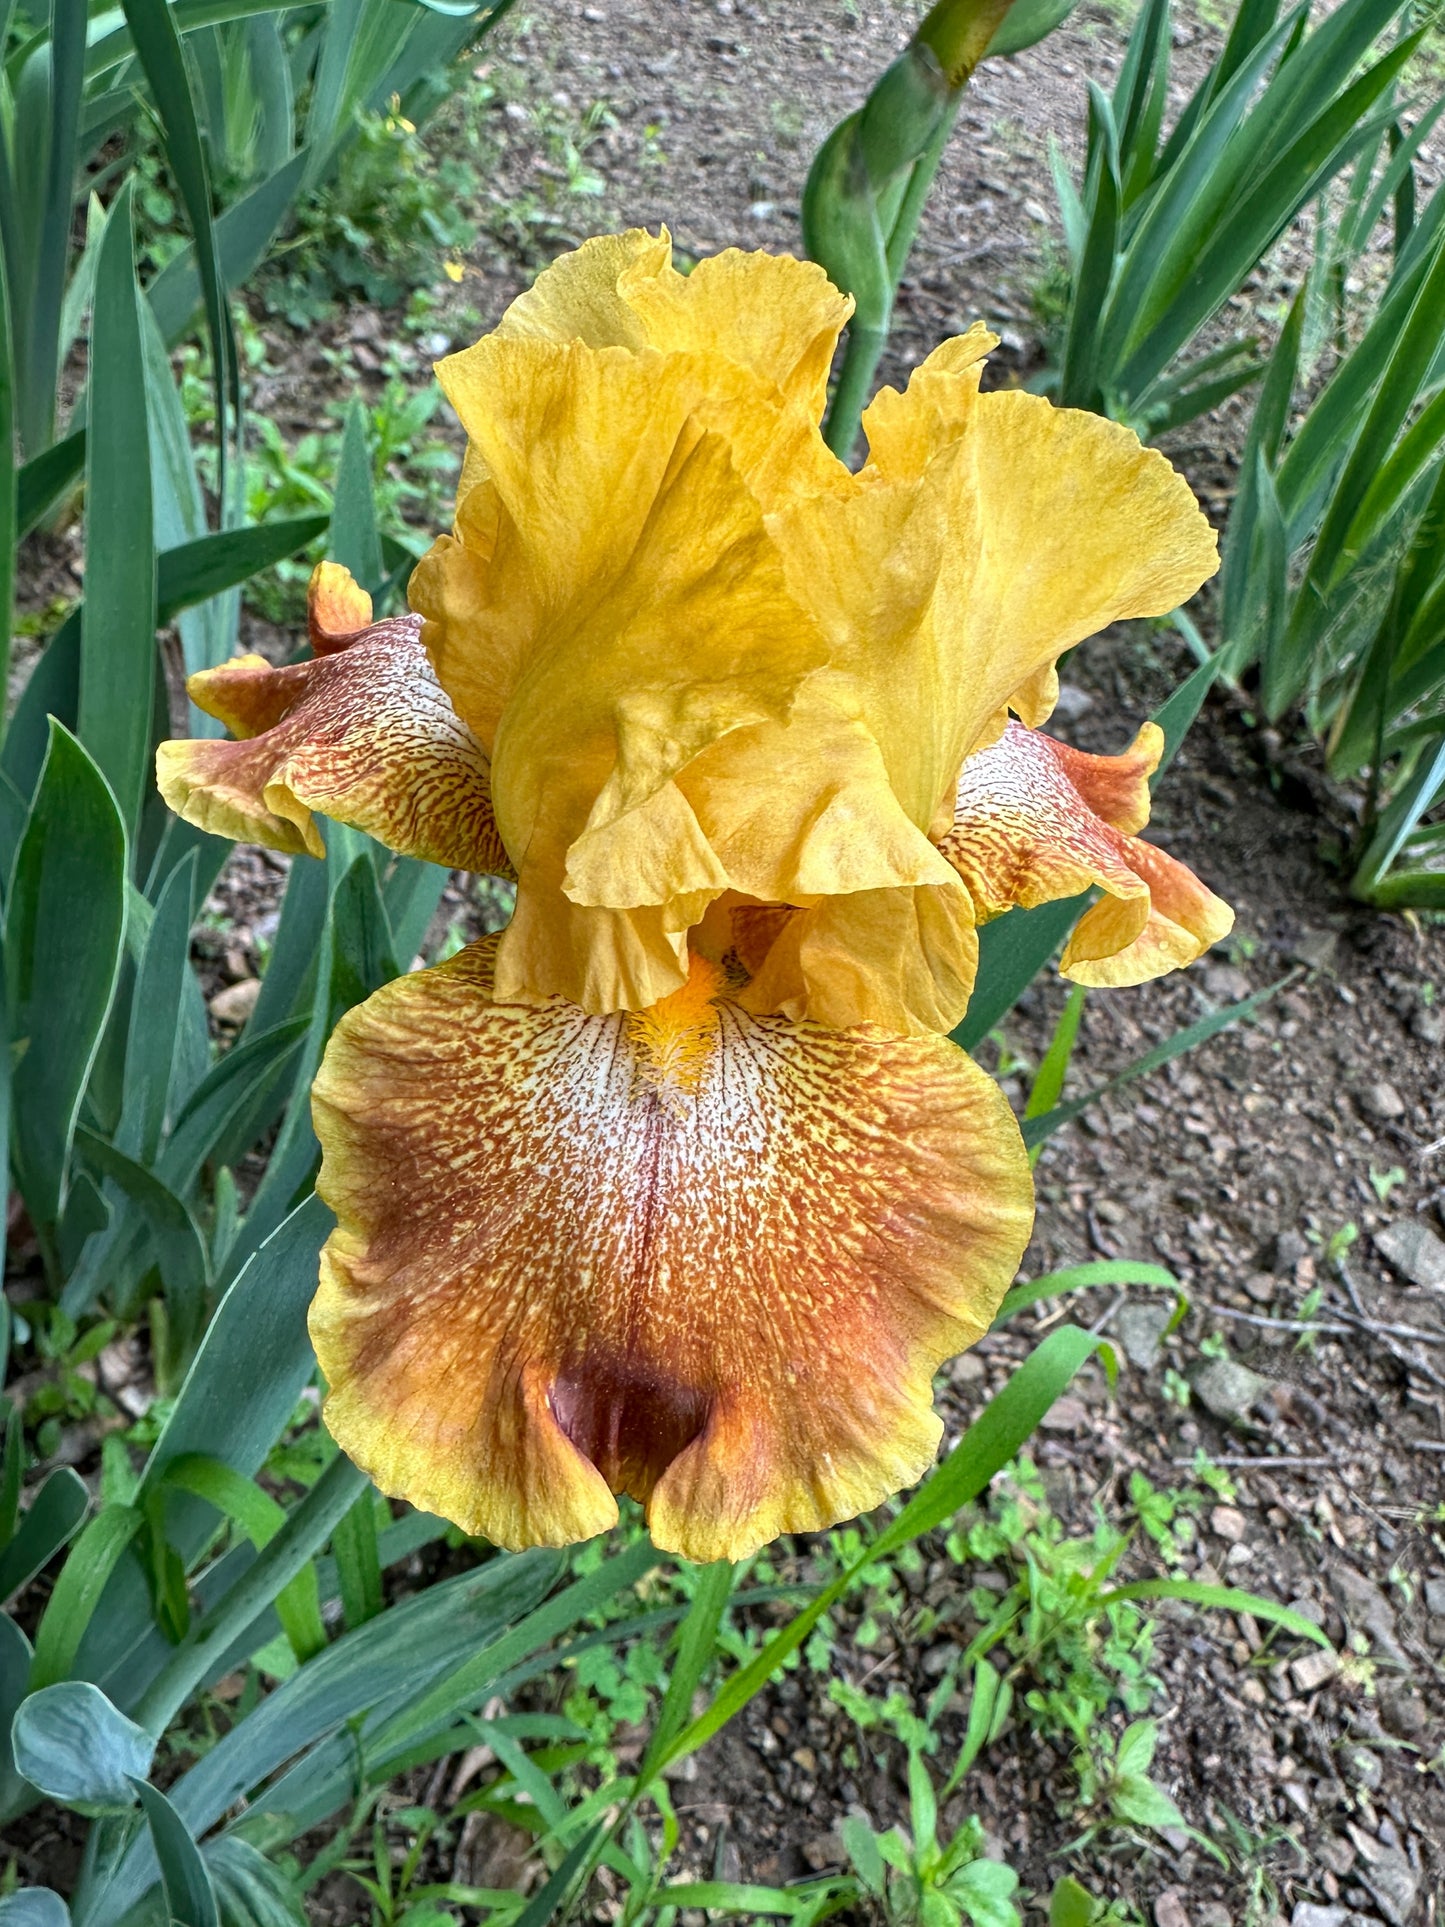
937, 718, 1233, 986
310, 941, 1033, 1563
156, 564, 508, 875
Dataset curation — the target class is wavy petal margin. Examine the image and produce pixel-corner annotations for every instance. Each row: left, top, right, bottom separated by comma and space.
938, 719, 1233, 986
859, 358, 1219, 751
310, 943, 1033, 1562
156, 566, 509, 875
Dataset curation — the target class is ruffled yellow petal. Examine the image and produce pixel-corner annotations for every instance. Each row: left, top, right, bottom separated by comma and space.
618, 247, 854, 422
156, 575, 507, 874
450, 229, 675, 504
496, 228, 851, 421
736, 881, 979, 1036
409, 242, 1221, 1030
495, 226, 673, 350
310, 942, 1033, 1562
413, 342, 838, 1010
769, 456, 976, 834
677, 676, 959, 905
955, 394, 1217, 749
937, 719, 1233, 986
857, 325, 996, 480
858, 346, 1218, 748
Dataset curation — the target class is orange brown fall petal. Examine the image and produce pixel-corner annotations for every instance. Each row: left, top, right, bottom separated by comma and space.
309, 942, 1034, 1563
156, 606, 510, 876
937, 719, 1233, 987
308, 559, 375, 651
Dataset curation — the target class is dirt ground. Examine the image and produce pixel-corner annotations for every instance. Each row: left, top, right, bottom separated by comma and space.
7, 0, 1445, 1920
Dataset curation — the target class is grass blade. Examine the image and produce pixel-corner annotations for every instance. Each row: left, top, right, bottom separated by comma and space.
332, 1485, 384, 1631
4, 722, 127, 1245
1024, 982, 1086, 1165
331, 395, 382, 595
1059, 84, 1120, 411
15, 428, 85, 537
121, 0, 235, 476
23, 0, 85, 455
156, 515, 330, 624
0, 252, 14, 749
665, 1325, 1107, 1774
1023, 976, 1290, 1150
29, 1506, 143, 1691
147, 149, 306, 348
993, 1258, 1178, 1326
134, 1780, 220, 1927
80, 182, 155, 844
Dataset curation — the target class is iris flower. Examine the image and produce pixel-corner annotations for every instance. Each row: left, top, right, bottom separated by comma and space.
158, 232, 1229, 1563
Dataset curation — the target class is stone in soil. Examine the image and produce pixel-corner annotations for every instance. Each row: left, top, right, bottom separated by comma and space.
1273, 1230, 1310, 1272
1202, 961, 1251, 1002
1191, 1355, 1271, 1422
208, 977, 262, 1025
1372, 1219, 1445, 1291
1343, 1746, 1384, 1791
1291, 929, 1340, 971
1289, 1647, 1337, 1694
1348, 1826, 1420, 1926
1210, 1504, 1247, 1542
1116, 1299, 1172, 1369
1051, 681, 1093, 722
1291, 1908, 1348, 1927
1329, 1564, 1408, 1667
1156, 1892, 1191, 1927
1358, 1080, 1407, 1123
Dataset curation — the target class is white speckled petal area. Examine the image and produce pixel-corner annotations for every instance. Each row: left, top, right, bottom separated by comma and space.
938, 719, 1232, 985
155, 613, 510, 874
309, 940, 1033, 1562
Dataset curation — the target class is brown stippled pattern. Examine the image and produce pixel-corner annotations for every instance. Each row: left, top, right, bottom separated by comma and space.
309, 938, 1033, 1562
939, 718, 1147, 920
158, 614, 511, 875
937, 718, 1233, 984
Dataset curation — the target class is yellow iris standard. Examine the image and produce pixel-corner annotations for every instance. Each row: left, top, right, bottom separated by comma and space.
158, 231, 1230, 1562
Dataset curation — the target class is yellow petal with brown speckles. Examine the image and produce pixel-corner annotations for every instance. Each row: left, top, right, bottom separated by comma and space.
156, 599, 508, 875
309, 942, 1033, 1562
937, 719, 1233, 986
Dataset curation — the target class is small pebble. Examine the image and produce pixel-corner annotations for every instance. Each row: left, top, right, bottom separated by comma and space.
1374, 1219, 1445, 1291
1116, 1301, 1172, 1370
208, 977, 262, 1025
1290, 1648, 1338, 1694
1359, 1080, 1406, 1122
1273, 1230, 1309, 1271
1156, 1892, 1191, 1927
1291, 1907, 1348, 1927
1210, 1505, 1247, 1543
1051, 681, 1094, 723
1192, 1356, 1271, 1422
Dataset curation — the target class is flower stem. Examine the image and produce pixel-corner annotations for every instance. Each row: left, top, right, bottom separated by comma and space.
916, 0, 1018, 85
823, 322, 888, 463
